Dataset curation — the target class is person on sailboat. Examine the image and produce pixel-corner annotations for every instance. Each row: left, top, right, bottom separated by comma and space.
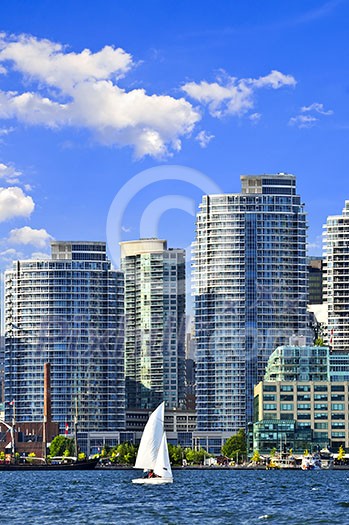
147, 469, 159, 478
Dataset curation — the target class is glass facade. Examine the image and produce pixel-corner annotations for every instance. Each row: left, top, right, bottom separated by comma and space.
264, 345, 330, 382
193, 174, 308, 432
120, 239, 186, 410
4, 241, 125, 433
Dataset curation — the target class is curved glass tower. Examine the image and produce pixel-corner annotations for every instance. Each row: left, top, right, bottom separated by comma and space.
193, 174, 308, 432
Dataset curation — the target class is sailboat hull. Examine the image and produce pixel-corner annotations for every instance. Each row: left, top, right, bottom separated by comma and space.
132, 477, 173, 485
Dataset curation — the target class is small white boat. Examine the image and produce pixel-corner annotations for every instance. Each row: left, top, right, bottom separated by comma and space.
132, 402, 173, 484
301, 455, 321, 470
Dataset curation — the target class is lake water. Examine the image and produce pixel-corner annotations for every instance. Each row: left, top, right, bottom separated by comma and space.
1, 469, 349, 524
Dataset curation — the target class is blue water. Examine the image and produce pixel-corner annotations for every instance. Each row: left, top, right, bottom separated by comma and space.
0, 469, 349, 524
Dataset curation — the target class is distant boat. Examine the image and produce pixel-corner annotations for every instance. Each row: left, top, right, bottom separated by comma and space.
132, 402, 173, 484
0, 457, 99, 471
301, 454, 321, 470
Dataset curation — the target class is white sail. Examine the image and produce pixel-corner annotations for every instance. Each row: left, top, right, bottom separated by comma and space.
134, 402, 165, 470
154, 432, 172, 480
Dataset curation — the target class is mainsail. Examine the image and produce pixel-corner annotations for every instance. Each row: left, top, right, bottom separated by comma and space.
134, 402, 165, 471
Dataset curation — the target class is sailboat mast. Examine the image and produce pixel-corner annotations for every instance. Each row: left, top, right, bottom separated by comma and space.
74, 397, 78, 461
43, 362, 51, 461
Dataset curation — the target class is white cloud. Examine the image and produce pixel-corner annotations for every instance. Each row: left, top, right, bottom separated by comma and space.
0, 33, 201, 158
289, 115, 318, 128
249, 112, 262, 123
0, 162, 22, 183
0, 247, 23, 268
290, 101, 333, 128
249, 70, 296, 89
301, 102, 333, 115
30, 251, 51, 259
195, 130, 214, 148
0, 34, 133, 90
0, 127, 13, 135
8, 226, 53, 247
182, 69, 296, 118
0, 186, 34, 221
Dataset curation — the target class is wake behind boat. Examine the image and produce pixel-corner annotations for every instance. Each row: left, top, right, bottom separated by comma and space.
132, 402, 173, 484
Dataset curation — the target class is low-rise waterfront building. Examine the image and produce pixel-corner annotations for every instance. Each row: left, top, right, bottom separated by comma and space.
252, 342, 349, 453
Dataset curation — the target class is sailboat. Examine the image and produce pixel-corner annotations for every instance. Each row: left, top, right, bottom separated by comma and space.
132, 402, 173, 484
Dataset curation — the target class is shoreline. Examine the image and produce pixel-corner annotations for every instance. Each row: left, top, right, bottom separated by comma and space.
96, 464, 349, 471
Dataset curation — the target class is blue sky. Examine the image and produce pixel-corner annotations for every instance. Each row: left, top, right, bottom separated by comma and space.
0, 0, 348, 273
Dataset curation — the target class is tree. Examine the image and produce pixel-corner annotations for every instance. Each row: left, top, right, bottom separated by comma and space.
251, 450, 261, 464
314, 337, 325, 346
270, 447, 277, 458
221, 429, 247, 462
168, 444, 183, 465
49, 435, 75, 457
184, 448, 195, 464
111, 442, 137, 465
27, 452, 36, 463
338, 445, 345, 463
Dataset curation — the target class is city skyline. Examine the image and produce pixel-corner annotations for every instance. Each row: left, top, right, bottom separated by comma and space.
0, 0, 349, 279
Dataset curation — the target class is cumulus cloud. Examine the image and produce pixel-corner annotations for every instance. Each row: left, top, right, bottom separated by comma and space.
30, 251, 51, 259
289, 115, 318, 128
290, 102, 333, 128
249, 112, 262, 123
8, 226, 53, 247
0, 186, 34, 221
195, 130, 215, 148
301, 102, 333, 115
182, 69, 296, 118
0, 33, 201, 158
249, 70, 296, 89
0, 162, 22, 183
0, 247, 23, 268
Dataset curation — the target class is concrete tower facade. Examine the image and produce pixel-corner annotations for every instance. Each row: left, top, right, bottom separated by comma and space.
324, 201, 349, 352
120, 239, 186, 410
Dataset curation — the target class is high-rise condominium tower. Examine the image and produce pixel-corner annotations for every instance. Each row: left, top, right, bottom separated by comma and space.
192, 173, 308, 432
120, 239, 186, 410
4, 241, 125, 432
324, 200, 349, 352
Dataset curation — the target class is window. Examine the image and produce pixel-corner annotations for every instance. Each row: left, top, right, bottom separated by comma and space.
264, 385, 276, 392
263, 394, 276, 401
263, 404, 276, 411
280, 404, 293, 411
314, 404, 328, 410
297, 385, 310, 392
331, 394, 345, 401
315, 423, 328, 429
331, 385, 345, 392
314, 385, 328, 392
314, 413, 328, 420
298, 413, 310, 420
280, 385, 293, 392
297, 403, 310, 410
314, 394, 328, 401
331, 403, 344, 411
